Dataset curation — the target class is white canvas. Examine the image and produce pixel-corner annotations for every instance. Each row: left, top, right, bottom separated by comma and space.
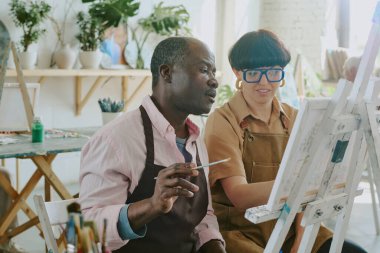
266, 96, 353, 211
0, 83, 39, 131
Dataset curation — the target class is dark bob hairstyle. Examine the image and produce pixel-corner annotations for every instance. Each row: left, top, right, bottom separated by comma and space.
229, 29, 291, 70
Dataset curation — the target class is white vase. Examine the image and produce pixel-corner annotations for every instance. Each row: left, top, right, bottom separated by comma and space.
19, 51, 37, 69
55, 44, 77, 69
79, 50, 102, 69
102, 112, 123, 125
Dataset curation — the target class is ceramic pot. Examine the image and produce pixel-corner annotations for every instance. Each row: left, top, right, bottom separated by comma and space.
102, 112, 123, 125
55, 44, 76, 69
79, 50, 102, 69
19, 51, 37, 69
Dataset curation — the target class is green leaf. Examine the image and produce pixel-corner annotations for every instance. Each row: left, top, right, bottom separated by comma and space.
138, 1, 190, 36
88, 0, 140, 29
9, 0, 51, 51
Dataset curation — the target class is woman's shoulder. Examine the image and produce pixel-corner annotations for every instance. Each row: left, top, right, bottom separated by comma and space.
208, 102, 237, 125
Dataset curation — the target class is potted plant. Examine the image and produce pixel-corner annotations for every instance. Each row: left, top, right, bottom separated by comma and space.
76, 11, 105, 69
128, 1, 191, 69
98, 97, 125, 125
82, 0, 140, 67
9, 0, 51, 69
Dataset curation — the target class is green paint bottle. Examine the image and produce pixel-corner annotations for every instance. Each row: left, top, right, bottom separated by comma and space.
32, 116, 44, 143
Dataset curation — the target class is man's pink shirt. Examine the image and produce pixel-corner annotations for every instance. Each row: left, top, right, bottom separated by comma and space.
79, 96, 223, 250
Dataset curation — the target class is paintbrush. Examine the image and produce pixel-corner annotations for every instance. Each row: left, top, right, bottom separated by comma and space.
101, 218, 108, 253
154, 157, 230, 180
193, 157, 231, 170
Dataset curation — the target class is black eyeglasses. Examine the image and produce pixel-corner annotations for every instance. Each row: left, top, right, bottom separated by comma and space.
242, 68, 285, 83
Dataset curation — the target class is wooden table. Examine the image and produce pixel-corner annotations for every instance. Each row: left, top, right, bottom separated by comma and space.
5, 69, 152, 115
0, 127, 97, 242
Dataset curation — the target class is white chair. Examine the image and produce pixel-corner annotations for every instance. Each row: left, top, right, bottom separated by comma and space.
33, 195, 78, 253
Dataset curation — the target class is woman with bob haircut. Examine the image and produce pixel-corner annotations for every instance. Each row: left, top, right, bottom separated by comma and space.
204, 30, 366, 253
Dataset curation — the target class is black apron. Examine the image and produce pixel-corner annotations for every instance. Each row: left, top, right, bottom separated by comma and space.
113, 106, 208, 253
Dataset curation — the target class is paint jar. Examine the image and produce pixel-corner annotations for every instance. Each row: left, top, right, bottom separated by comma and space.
31, 116, 44, 143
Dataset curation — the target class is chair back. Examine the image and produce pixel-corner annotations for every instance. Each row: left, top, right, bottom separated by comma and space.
33, 195, 78, 253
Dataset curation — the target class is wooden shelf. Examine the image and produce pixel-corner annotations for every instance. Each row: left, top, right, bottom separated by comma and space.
5, 68, 151, 77
5, 68, 151, 115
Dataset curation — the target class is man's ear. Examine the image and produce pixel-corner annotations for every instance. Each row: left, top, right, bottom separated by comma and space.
159, 64, 172, 83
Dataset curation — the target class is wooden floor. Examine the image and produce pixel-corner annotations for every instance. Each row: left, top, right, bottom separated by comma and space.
9, 182, 380, 253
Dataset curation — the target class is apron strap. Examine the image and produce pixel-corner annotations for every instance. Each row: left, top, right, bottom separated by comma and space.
280, 113, 289, 133
239, 114, 289, 134
194, 141, 202, 167
139, 106, 155, 167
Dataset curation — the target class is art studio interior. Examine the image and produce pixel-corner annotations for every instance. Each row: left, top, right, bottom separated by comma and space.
0, 0, 380, 253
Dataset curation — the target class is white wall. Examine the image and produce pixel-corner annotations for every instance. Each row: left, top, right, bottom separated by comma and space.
0, 0, 327, 188
260, 0, 328, 73
0, 0, 222, 188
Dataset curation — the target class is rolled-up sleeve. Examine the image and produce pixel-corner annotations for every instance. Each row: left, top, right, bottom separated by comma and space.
79, 133, 131, 250
204, 111, 246, 187
194, 201, 225, 250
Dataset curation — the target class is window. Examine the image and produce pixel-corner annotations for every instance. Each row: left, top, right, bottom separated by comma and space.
349, 0, 377, 53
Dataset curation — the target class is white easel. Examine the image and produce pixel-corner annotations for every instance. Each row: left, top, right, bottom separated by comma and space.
8, 41, 35, 130
1, 23, 35, 191
362, 76, 380, 236
245, 3, 380, 253
0, 43, 34, 130
0, 21, 11, 106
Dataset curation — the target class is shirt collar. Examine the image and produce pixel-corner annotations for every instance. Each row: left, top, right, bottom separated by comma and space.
228, 91, 290, 124
141, 96, 200, 140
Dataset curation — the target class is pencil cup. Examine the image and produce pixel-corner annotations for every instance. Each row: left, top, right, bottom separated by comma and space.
102, 112, 123, 125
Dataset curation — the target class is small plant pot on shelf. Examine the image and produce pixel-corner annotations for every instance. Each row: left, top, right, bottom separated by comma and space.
102, 112, 123, 125
19, 51, 37, 69
79, 50, 102, 69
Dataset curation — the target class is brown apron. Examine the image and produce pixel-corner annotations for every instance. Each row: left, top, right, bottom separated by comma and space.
212, 116, 331, 253
113, 106, 208, 253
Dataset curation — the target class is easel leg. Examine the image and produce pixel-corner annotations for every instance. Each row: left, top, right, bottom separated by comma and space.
329, 210, 349, 253
364, 123, 380, 219
298, 223, 321, 253
10, 42, 34, 129
329, 139, 367, 253
367, 163, 380, 235
265, 210, 297, 253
